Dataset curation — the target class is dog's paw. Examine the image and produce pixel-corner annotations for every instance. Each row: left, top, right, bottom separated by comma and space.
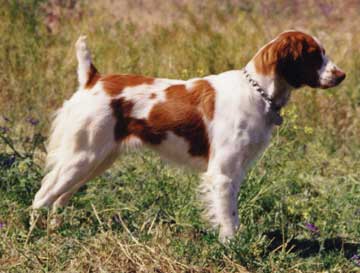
218, 224, 236, 244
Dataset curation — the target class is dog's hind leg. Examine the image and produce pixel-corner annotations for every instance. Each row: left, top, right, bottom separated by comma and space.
32, 35, 116, 210
33, 150, 108, 209
33, 109, 119, 210
52, 149, 119, 210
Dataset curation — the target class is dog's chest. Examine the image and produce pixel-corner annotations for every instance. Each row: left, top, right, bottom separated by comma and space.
211, 111, 272, 172
236, 120, 271, 164
239, 114, 271, 143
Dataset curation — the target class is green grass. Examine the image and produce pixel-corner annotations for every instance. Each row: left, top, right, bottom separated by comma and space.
0, 1, 359, 272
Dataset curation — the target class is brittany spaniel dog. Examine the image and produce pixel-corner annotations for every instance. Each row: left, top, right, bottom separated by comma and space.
33, 30, 345, 241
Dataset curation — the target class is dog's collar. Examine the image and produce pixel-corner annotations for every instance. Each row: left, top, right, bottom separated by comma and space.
242, 69, 283, 126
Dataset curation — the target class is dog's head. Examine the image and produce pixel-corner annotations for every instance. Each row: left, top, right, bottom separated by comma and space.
253, 30, 345, 89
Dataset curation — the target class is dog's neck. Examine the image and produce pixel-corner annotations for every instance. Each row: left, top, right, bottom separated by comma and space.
245, 62, 293, 109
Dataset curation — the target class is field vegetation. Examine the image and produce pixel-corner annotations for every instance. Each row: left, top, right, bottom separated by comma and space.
0, 0, 359, 272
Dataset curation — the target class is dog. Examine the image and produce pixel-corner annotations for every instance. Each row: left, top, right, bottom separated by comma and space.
32, 30, 345, 241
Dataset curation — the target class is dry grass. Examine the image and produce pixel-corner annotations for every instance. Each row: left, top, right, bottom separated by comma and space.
0, 0, 359, 272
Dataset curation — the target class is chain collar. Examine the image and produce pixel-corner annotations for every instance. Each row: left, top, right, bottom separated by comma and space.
242, 69, 283, 125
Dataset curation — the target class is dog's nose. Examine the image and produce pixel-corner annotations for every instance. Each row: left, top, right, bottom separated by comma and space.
333, 69, 346, 84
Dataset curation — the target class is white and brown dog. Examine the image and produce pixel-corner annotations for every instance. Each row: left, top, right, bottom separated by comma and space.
33, 31, 345, 241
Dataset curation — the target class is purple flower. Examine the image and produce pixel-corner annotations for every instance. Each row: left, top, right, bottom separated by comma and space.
4, 155, 16, 168
351, 254, 360, 266
304, 222, 319, 234
26, 117, 39, 126
0, 126, 9, 133
0, 222, 4, 229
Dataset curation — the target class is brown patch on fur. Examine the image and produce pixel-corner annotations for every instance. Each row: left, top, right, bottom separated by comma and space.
110, 98, 135, 141
165, 80, 215, 120
147, 102, 210, 157
190, 80, 216, 120
253, 31, 324, 88
111, 98, 167, 144
101, 74, 154, 96
110, 80, 215, 159
85, 63, 101, 89
111, 98, 209, 158
149, 93, 156, 99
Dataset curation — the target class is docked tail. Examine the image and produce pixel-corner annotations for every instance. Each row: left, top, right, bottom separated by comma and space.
75, 36, 100, 89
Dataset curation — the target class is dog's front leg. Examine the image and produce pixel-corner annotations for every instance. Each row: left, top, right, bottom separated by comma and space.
200, 170, 243, 242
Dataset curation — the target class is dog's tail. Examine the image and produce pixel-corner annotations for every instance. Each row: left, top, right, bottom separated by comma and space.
75, 35, 100, 89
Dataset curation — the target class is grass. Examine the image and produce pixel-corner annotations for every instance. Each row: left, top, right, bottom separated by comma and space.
0, 0, 359, 272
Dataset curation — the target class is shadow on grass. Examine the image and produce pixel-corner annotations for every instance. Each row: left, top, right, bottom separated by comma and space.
266, 230, 360, 259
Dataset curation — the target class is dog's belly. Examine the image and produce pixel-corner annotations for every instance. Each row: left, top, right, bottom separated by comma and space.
146, 132, 208, 171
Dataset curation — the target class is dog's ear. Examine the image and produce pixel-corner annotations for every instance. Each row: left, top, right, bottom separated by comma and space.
253, 32, 324, 88
274, 33, 324, 88
252, 34, 304, 81
275, 36, 305, 88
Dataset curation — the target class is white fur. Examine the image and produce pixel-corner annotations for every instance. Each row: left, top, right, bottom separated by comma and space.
318, 56, 341, 87
76, 36, 93, 87
314, 38, 345, 89
33, 85, 119, 209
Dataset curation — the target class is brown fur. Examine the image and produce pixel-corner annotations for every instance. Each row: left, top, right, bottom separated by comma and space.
110, 98, 136, 141
101, 74, 155, 96
147, 101, 210, 158
253, 31, 323, 88
191, 80, 216, 120
165, 80, 215, 120
110, 79, 216, 159
85, 63, 101, 89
